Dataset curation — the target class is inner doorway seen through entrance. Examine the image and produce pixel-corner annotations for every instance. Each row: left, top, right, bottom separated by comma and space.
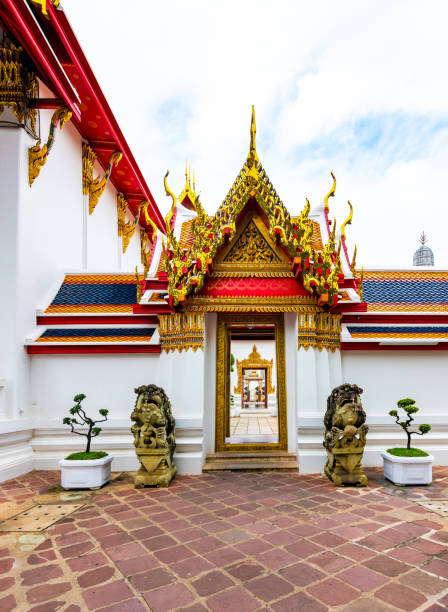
228, 328, 278, 444
215, 313, 287, 452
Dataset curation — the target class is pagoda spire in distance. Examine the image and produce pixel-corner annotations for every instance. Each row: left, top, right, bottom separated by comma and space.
413, 231, 434, 266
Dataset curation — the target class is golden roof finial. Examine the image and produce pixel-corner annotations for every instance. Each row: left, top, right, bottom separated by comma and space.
420, 231, 427, 245
250, 105, 256, 154
324, 171, 336, 214
340, 200, 353, 240
193, 169, 196, 193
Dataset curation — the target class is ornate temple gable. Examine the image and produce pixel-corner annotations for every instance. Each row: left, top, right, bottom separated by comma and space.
162, 107, 361, 310
213, 205, 292, 277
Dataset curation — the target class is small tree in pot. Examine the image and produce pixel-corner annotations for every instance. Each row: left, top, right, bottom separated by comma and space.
62, 393, 109, 458
382, 397, 433, 485
60, 394, 113, 489
388, 398, 431, 457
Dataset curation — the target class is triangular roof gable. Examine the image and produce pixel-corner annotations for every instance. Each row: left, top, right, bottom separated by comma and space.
213, 199, 293, 274
164, 108, 345, 308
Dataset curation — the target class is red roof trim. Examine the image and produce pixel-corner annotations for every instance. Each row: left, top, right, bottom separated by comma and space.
27, 344, 161, 354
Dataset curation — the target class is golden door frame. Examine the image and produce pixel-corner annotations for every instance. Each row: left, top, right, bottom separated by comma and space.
215, 313, 288, 452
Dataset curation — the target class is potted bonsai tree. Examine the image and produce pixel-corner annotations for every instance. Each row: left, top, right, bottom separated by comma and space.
59, 394, 113, 489
381, 398, 433, 485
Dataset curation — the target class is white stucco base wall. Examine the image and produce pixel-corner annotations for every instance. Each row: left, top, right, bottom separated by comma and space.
297, 349, 448, 473
0, 351, 206, 482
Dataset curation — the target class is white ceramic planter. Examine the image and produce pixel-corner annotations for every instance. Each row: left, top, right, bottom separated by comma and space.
59, 455, 113, 490
381, 450, 433, 485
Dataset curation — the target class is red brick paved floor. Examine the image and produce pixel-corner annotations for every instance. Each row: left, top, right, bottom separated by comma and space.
1, 468, 448, 611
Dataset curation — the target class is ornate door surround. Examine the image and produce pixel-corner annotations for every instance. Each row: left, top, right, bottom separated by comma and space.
215, 313, 288, 452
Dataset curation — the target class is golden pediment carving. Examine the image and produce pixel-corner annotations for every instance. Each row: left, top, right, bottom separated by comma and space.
223, 220, 281, 264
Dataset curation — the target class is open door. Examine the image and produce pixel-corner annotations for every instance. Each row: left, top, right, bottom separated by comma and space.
215, 313, 287, 452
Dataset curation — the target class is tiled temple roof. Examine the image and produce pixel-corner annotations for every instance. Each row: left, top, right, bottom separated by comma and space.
347, 325, 448, 339
45, 274, 137, 314
362, 270, 448, 312
35, 327, 155, 343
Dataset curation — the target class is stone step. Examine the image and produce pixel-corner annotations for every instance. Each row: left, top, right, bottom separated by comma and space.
202, 452, 298, 472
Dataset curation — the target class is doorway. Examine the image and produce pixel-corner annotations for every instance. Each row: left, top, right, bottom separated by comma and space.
215, 313, 287, 452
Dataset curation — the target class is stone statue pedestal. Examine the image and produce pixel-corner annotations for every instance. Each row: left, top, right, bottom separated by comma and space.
324, 447, 367, 487
135, 448, 177, 488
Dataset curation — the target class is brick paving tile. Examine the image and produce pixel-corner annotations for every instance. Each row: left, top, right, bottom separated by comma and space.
307, 576, 360, 606
423, 605, 447, 611
389, 545, 430, 566
129, 566, 175, 591
310, 531, 347, 548
343, 596, 396, 611
284, 538, 323, 559
171, 556, 214, 578
0, 576, 14, 591
0, 593, 16, 612
236, 538, 272, 555
423, 559, 448, 579
66, 551, 109, 572
189, 535, 226, 554
338, 564, 389, 591
192, 569, 234, 596
154, 543, 195, 564
226, 560, 265, 581
106, 541, 147, 562
26, 582, 72, 604
82, 579, 135, 610
60, 541, 96, 559
203, 546, 245, 566
206, 585, 260, 612
412, 539, 447, 555
245, 573, 294, 602
95, 599, 148, 612
28, 601, 66, 612
400, 569, 448, 595
309, 550, 353, 572
271, 590, 327, 612
77, 565, 115, 588
143, 582, 195, 611
356, 533, 392, 551
0, 558, 13, 575
336, 542, 376, 561
375, 582, 427, 610
219, 528, 252, 545
21, 563, 64, 586
279, 561, 325, 587
141, 534, 177, 551
256, 547, 297, 570
363, 553, 409, 576
177, 604, 208, 612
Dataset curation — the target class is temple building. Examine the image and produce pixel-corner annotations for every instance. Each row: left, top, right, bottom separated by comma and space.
1, 0, 448, 481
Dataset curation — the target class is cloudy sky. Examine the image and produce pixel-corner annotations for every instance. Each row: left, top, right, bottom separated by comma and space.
63, 0, 448, 268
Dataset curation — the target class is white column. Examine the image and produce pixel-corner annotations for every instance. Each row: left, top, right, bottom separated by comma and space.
328, 348, 343, 390
284, 313, 297, 453
315, 348, 331, 415
296, 347, 318, 414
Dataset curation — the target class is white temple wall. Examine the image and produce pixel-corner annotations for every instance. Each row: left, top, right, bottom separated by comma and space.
28, 350, 203, 475
0, 104, 147, 481
342, 350, 448, 466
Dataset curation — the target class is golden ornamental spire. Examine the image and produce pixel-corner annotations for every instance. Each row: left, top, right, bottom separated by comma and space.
250, 105, 256, 154
324, 171, 336, 214
245, 105, 259, 183
340, 200, 353, 240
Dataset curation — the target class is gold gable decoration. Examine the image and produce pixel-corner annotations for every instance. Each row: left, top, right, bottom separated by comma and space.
158, 313, 204, 352
234, 344, 275, 395
223, 220, 281, 264
163, 107, 356, 308
297, 308, 342, 352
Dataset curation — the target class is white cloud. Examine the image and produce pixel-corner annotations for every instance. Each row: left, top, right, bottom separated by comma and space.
63, 0, 448, 267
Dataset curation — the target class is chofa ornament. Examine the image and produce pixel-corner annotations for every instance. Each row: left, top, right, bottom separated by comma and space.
131, 385, 177, 487
323, 384, 368, 487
